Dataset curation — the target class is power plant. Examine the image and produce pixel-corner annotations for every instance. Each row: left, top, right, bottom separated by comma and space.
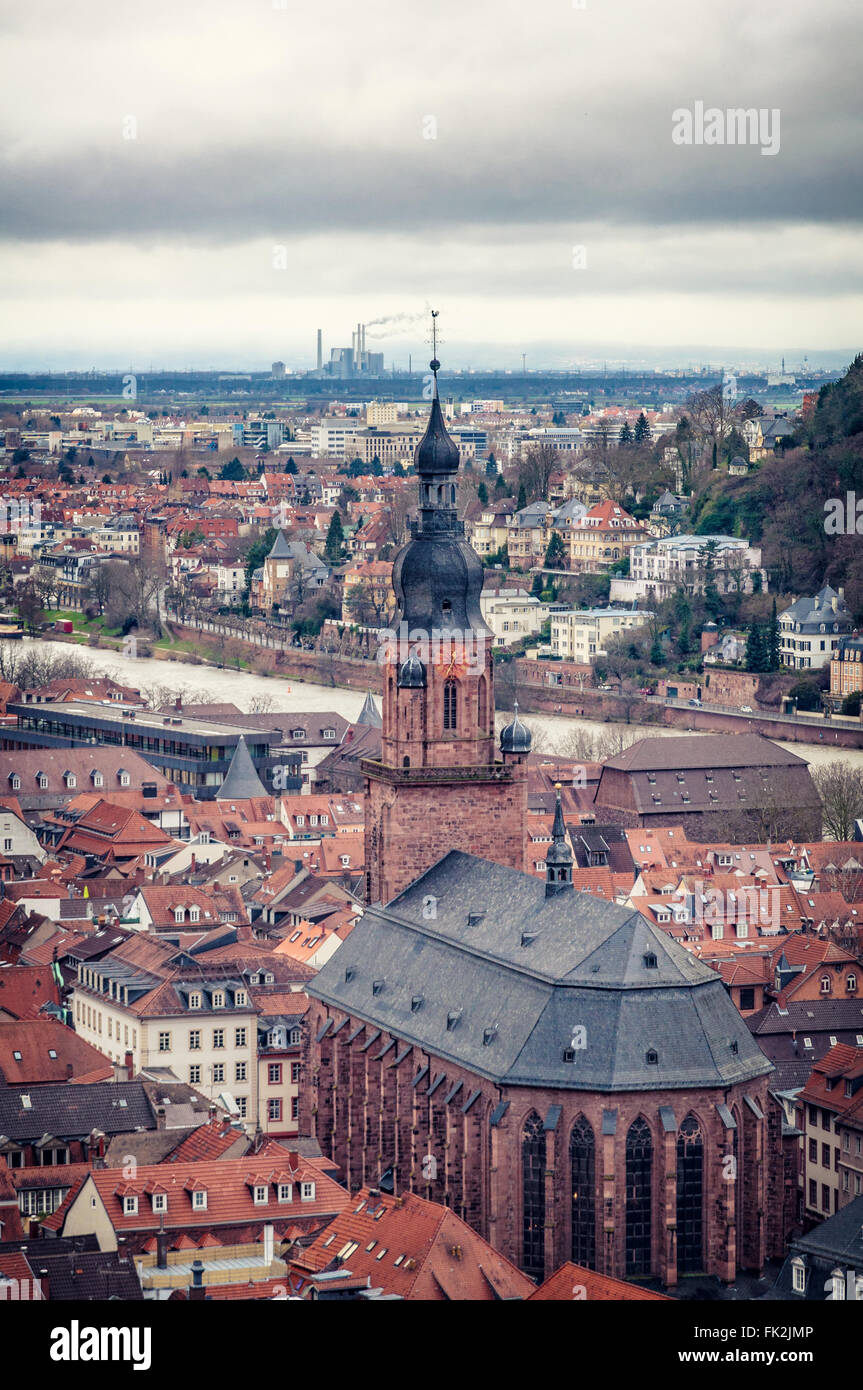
312, 323, 384, 378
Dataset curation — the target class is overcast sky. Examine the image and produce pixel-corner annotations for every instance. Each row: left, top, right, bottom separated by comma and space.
2, 0, 861, 370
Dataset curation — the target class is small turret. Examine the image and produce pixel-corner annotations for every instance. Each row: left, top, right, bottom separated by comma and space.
545, 783, 573, 897
500, 701, 532, 756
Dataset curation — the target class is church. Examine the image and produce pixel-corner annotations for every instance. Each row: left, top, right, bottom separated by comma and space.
301, 354, 792, 1288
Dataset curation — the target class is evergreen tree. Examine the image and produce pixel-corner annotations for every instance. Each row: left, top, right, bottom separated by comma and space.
485, 452, 497, 477
544, 531, 566, 568
477, 481, 489, 505
219, 457, 246, 481
633, 412, 650, 445
650, 636, 664, 665
745, 623, 766, 672
493, 473, 507, 496
325, 510, 344, 565
700, 539, 722, 620
531, 572, 544, 597
284, 457, 297, 474
619, 420, 633, 446
517, 482, 527, 511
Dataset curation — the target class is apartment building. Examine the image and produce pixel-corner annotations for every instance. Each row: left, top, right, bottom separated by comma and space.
624, 535, 766, 602
479, 588, 549, 646
550, 607, 652, 662
800, 1045, 863, 1221
779, 585, 854, 672
70, 940, 260, 1129
828, 634, 863, 709
567, 500, 645, 572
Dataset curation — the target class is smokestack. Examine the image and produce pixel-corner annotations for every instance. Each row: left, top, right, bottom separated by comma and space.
356, 323, 362, 368
361, 323, 366, 357
316, 329, 322, 371
189, 1260, 206, 1300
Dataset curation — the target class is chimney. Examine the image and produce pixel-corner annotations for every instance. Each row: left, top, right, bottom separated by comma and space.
175, 695, 182, 712
190, 853, 196, 873
263, 1223, 274, 1268
156, 1230, 168, 1269
66, 1062, 74, 1080
124, 1050, 133, 1076
189, 1259, 206, 1300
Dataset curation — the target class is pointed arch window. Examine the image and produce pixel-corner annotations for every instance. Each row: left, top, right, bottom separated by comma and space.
676, 1114, 704, 1274
522, 1111, 546, 1279
443, 680, 458, 731
625, 1117, 653, 1277
570, 1115, 596, 1269
477, 674, 488, 732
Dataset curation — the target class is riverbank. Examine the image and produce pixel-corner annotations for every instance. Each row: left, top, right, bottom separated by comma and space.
21, 634, 863, 772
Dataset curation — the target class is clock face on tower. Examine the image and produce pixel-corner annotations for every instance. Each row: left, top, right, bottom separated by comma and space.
435, 648, 470, 681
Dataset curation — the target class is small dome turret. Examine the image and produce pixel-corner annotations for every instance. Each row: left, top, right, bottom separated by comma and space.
500, 702, 532, 755
397, 650, 427, 689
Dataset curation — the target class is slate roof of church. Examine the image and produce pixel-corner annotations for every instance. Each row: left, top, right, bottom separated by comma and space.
216, 735, 268, 801
308, 850, 773, 1093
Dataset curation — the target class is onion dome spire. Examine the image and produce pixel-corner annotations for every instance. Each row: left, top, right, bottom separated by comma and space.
414, 313, 460, 476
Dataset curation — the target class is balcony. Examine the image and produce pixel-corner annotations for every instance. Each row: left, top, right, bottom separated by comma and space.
360, 758, 515, 785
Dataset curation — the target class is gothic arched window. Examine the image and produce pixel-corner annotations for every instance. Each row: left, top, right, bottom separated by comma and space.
477, 675, 488, 731
625, 1117, 653, 1277
676, 1114, 704, 1274
570, 1115, 596, 1269
522, 1111, 546, 1279
443, 680, 457, 731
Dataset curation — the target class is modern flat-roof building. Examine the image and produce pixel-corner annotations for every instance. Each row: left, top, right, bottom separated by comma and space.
1, 702, 299, 800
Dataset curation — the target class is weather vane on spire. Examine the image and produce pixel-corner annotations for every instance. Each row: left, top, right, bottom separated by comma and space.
429, 309, 440, 374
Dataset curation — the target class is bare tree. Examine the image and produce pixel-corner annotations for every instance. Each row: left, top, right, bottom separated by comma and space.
519, 444, 558, 504
812, 762, 863, 841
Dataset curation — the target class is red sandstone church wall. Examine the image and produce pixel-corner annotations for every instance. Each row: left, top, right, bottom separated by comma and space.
302, 999, 777, 1286
365, 773, 527, 904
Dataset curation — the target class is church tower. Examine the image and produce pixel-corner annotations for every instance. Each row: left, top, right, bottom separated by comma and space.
363, 334, 530, 904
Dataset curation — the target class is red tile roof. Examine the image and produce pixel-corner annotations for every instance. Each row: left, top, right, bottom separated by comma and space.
0, 965, 61, 1020
528, 1261, 672, 1301
292, 1186, 533, 1300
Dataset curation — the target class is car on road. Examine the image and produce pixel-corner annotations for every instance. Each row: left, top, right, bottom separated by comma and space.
739, 705, 753, 713
688, 698, 702, 707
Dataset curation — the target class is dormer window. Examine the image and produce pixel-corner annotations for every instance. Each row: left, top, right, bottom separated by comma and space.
323, 728, 336, 740
10, 775, 20, 790
212, 991, 224, 1008
278, 1183, 292, 1202
192, 1189, 207, 1210
301, 1181, 316, 1200
92, 772, 103, 787
123, 1195, 138, 1215
189, 993, 201, 1009
292, 728, 305, 740
64, 773, 76, 788
152, 1192, 167, 1213
189, 905, 200, 923
235, 990, 246, 1006
37, 774, 48, 789
253, 1184, 268, 1205
119, 771, 130, 787
174, 907, 185, 923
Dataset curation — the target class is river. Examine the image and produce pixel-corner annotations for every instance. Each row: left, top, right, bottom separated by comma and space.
21, 638, 863, 772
